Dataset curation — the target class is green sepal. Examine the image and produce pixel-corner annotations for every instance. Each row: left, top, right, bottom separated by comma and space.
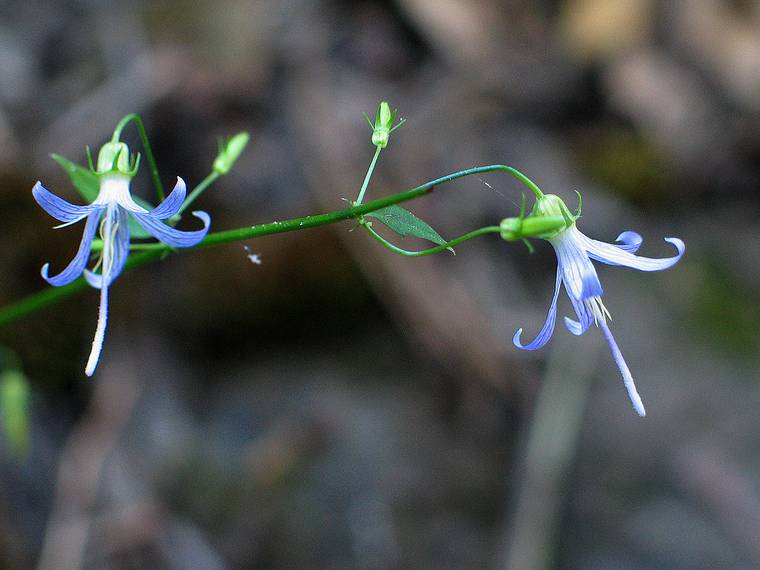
574, 190, 583, 218
51, 154, 154, 238
521, 237, 535, 254
364, 204, 452, 251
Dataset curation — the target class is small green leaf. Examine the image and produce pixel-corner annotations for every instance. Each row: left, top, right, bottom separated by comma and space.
51, 153, 155, 238
51, 153, 100, 201
365, 205, 451, 250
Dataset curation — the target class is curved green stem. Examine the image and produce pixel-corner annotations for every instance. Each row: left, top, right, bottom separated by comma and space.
506, 167, 543, 199
356, 146, 382, 205
0, 164, 540, 328
111, 113, 166, 202
361, 222, 501, 257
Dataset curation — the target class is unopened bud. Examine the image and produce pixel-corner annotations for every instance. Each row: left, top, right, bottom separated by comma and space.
96, 142, 138, 176
368, 101, 404, 149
213, 132, 250, 175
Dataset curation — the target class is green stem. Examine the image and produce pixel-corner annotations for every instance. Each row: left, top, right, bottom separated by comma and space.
179, 171, 221, 215
0, 278, 91, 329
0, 164, 541, 328
507, 168, 543, 199
355, 146, 382, 205
111, 113, 166, 202
362, 223, 501, 257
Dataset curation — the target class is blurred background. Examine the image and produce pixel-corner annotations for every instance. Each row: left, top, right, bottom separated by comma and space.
1, 0, 759, 568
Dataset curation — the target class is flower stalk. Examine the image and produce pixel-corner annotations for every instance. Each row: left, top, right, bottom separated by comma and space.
3, 164, 538, 329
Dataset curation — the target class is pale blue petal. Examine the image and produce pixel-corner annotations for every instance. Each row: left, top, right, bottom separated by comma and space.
564, 293, 594, 336
564, 316, 584, 335
131, 210, 210, 247
564, 274, 601, 336
83, 270, 100, 288
41, 211, 101, 286
551, 230, 601, 335
110, 208, 131, 280
614, 231, 643, 253
149, 177, 186, 219
553, 232, 603, 300
84, 208, 130, 288
580, 270, 603, 298
32, 181, 96, 223
513, 268, 561, 350
581, 232, 685, 271
598, 318, 646, 416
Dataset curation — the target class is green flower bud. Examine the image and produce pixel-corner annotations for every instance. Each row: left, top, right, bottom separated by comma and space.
213, 132, 250, 175
95, 142, 139, 177
531, 193, 573, 220
367, 101, 405, 149
372, 129, 389, 148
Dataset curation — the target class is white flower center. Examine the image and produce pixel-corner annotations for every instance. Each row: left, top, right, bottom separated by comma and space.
94, 175, 147, 213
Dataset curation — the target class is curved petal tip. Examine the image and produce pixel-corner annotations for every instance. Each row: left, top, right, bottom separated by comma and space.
191, 210, 211, 228
664, 237, 685, 255
564, 316, 587, 336
615, 231, 643, 253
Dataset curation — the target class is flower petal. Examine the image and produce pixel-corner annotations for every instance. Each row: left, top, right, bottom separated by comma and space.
598, 318, 646, 416
84, 207, 131, 288
581, 232, 685, 271
552, 228, 603, 300
131, 210, 210, 248
41, 211, 102, 286
32, 181, 95, 224
149, 177, 186, 219
614, 231, 643, 253
550, 227, 601, 336
563, 293, 594, 336
564, 316, 584, 335
513, 268, 561, 350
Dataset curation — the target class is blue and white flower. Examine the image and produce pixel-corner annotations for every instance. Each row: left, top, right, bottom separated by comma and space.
507, 194, 684, 416
33, 142, 210, 376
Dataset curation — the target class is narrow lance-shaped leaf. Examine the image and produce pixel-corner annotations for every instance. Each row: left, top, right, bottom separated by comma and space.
365, 205, 453, 251
51, 153, 99, 201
